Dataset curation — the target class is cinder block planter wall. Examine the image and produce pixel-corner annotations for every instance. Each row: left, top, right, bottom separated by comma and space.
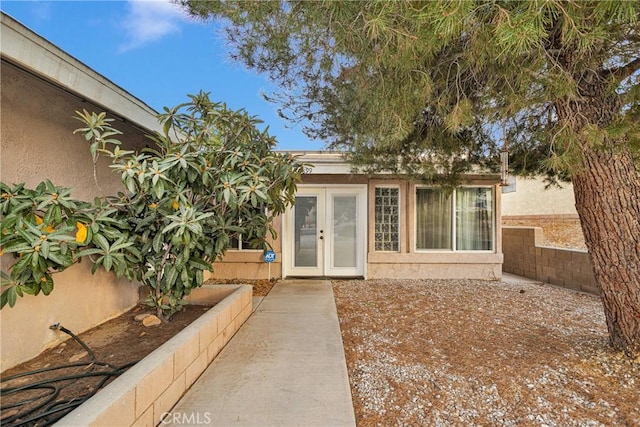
57, 284, 253, 427
502, 226, 599, 295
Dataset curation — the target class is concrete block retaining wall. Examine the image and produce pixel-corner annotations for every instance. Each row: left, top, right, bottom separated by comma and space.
502, 226, 599, 295
57, 284, 253, 427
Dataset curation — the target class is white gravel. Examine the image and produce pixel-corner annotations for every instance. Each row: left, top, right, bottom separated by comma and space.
333, 278, 640, 427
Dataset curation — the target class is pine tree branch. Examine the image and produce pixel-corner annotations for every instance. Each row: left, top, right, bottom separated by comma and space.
604, 57, 640, 82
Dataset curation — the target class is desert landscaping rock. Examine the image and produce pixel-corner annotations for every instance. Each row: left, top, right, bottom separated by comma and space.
333, 278, 639, 426
133, 313, 152, 322
142, 315, 162, 327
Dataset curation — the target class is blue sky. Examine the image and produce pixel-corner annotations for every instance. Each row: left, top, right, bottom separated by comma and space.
1, 0, 323, 150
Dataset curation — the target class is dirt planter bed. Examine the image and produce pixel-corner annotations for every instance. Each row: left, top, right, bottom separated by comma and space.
57, 284, 253, 427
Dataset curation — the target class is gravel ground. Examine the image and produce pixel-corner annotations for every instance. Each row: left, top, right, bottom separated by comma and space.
333, 278, 639, 427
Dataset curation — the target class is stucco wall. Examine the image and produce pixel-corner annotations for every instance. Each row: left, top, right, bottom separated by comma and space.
205, 216, 283, 280
0, 264, 138, 370
502, 177, 577, 218
205, 259, 282, 281
366, 179, 503, 280
0, 62, 151, 370
1, 62, 150, 198
367, 260, 502, 280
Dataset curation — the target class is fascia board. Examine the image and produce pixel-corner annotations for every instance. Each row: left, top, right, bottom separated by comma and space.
1, 12, 161, 134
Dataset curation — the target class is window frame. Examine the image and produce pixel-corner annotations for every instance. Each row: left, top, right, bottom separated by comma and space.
414, 185, 495, 253
229, 235, 264, 252
373, 185, 401, 253
228, 206, 269, 252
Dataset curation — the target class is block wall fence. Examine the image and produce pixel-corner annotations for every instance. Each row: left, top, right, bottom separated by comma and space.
502, 226, 599, 295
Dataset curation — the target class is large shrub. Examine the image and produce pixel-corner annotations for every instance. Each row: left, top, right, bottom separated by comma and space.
1, 92, 304, 319
0, 181, 138, 308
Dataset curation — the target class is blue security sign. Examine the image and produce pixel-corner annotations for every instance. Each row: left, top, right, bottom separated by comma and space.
263, 249, 276, 263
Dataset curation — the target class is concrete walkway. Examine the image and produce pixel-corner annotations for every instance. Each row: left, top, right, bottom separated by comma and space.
501, 272, 543, 284
166, 279, 356, 427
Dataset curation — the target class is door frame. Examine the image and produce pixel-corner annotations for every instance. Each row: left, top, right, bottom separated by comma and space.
282, 184, 367, 278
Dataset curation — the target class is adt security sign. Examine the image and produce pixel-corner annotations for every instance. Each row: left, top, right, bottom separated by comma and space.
263, 250, 276, 263
263, 250, 276, 280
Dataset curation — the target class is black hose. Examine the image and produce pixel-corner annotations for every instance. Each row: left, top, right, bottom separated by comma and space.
0, 386, 57, 410
0, 325, 139, 427
49, 323, 96, 362
1, 361, 118, 386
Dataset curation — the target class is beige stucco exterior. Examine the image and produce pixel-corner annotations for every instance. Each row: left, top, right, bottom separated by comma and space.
0, 265, 138, 370
501, 176, 577, 218
204, 216, 284, 281
209, 169, 504, 281
1, 13, 159, 370
365, 177, 503, 280
0, 61, 151, 198
1, 13, 505, 369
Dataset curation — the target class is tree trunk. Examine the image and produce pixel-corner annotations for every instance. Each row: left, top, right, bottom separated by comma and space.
572, 147, 640, 358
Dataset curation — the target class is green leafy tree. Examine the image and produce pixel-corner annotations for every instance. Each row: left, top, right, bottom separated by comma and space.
0, 181, 138, 308
76, 92, 303, 319
1, 93, 303, 319
179, 1, 640, 356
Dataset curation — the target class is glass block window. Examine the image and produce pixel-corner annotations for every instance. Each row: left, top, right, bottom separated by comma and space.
374, 187, 400, 252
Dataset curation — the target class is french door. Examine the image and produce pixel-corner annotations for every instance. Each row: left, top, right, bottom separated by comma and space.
284, 186, 367, 277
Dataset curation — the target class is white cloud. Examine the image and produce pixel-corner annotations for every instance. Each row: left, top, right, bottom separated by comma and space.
119, 0, 189, 52
30, 1, 53, 22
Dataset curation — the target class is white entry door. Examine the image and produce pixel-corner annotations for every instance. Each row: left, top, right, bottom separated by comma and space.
284, 186, 367, 277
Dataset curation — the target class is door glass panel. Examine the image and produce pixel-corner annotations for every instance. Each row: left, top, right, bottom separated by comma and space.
332, 195, 357, 268
294, 196, 318, 267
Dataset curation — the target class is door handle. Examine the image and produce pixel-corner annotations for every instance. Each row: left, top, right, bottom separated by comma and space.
319, 236, 324, 240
